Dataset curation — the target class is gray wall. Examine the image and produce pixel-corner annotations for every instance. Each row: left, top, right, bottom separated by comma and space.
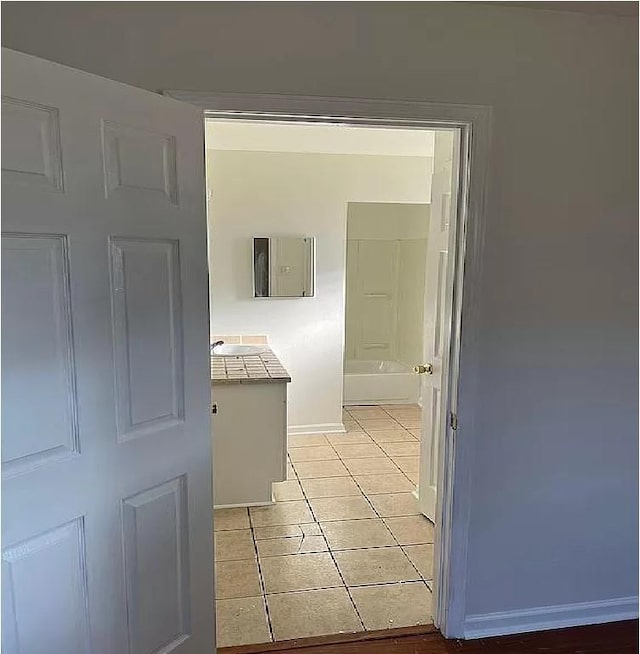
3, 0, 637, 628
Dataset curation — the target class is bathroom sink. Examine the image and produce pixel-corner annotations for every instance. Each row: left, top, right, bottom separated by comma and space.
212, 344, 266, 357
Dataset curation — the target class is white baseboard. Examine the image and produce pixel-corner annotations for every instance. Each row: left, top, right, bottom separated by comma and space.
463, 595, 638, 639
214, 500, 273, 509
288, 422, 346, 435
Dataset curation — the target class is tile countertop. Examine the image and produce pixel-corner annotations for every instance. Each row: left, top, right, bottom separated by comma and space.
211, 347, 291, 385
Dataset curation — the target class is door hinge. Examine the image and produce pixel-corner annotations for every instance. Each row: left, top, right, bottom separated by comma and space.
449, 412, 458, 430
211, 403, 218, 415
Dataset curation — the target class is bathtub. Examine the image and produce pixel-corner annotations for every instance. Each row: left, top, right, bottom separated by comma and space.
343, 359, 420, 406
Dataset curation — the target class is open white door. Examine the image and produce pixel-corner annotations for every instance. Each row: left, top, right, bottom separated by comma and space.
417, 130, 459, 521
1, 49, 213, 653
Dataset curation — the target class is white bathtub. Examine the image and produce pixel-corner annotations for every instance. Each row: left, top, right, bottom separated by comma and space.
343, 359, 420, 406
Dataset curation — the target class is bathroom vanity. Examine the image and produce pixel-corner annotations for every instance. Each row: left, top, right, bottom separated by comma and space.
211, 346, 291, 508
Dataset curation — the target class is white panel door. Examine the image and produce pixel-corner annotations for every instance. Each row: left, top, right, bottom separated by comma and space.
1, 49, 213, 654
417, 130, 459, 521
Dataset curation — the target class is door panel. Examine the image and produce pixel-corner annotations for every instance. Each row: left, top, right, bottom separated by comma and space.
1, 48, 213, 653
102, 121, 178, 204
1, 234, 79, 477
433, 249, 447, 359
110, 238, 184, 440
1, 97, 64, 191
122, 476, 190, 654
2, 518, 91, 654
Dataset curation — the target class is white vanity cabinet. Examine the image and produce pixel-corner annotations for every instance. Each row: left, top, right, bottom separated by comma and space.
210, 349, 290, 508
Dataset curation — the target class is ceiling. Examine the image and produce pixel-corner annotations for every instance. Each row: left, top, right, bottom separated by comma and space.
469, 2, 638, 16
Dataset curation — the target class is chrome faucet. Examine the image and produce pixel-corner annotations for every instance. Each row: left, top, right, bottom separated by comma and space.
210, 340, 224, 354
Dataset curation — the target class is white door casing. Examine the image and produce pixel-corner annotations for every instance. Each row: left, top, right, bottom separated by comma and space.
165, 91, 491, 638
1, 49, 214, 654
417, 129, 460, 521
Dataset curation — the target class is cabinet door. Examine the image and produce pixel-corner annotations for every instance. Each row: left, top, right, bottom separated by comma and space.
213, 383, 287, 507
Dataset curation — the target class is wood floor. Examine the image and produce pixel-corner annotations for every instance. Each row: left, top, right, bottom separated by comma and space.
219, 620, 638, 654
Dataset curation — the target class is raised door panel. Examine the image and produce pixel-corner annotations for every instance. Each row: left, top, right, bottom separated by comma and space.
1, 97, 63, 192
110, 238, 184, 441
1, 519, 90, 654
433, 250, 448, 360
422, 386, 441, 487
122, 477, 190, 654
102, 121, 178, 204
1, 234, 79, 477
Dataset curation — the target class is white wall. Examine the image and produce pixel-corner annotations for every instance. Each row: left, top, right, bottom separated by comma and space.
4, 2, 636, 635
206, 149, 431, 431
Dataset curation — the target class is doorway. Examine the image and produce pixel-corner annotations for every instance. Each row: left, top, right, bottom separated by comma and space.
201, 113, 469, 647
1, 48, 488, 654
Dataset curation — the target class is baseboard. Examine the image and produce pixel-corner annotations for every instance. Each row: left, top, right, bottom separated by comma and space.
214, 500, 274, 509
288, 422, 346, 435
463, 595, 639, 639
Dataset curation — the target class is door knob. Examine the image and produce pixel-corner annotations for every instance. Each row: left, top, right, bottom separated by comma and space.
413, 363, 434, 375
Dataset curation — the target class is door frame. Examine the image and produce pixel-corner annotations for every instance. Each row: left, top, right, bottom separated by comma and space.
165, 90, 491, 639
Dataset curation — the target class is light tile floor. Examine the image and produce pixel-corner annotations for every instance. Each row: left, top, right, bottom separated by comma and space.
214, 404, 433, 648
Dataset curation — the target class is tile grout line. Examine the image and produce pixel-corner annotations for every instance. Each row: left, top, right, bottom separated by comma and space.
330, 427, 413, 488
371, 406, 432, 586
215, 404, 427, 647
272, 452, 372, 633
291, 455, 319, 555
289, 411, 423, 524
314, 407, 431, 587
337, 460, 428, 613
296, 465, 367, 633
342, 405, 430, 583
344, 405, 420, 488
289, 439, 423, 518
264, 405, 429, 633
261, 579, 429, 597
346, 458, 428, 585
247, 506, 276, 642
